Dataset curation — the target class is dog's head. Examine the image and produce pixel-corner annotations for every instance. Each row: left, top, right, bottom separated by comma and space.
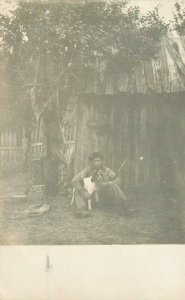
91, 170, 103, 185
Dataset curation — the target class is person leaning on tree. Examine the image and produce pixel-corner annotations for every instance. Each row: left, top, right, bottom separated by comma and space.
71, 151, 133, 218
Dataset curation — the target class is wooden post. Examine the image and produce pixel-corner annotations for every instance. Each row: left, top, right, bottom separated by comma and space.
22, 128, 29, 170
1, 132, 5, 174
9, 131, 13, 167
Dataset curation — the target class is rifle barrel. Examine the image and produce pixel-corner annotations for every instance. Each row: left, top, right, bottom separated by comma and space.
115, 159, 127, 175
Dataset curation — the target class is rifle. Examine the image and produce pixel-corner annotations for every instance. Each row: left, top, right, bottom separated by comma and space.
71, 159, 127, 206
94, 159, 127, 182
112, 159, 127, 180
116, 159, 127, 174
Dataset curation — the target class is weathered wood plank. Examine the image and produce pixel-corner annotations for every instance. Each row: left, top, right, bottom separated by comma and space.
159, 39, 170, 93
31, 142, 43, 146
152, 59, 162, 93
105, 69, 115, 95
1, 132, 5, 146
74, 95, 185, 190
117, 72, 129, 93
13, 132, 17, 147
74, 97, 88, 172
0, 130, 24, 173
111, 102, 122, 172
144, 60, 155, 92
135, 62, 144, 94
106, 102, 114, 169
0, 147, 23, 150
9, 131, 13, 164
138, 106, 147, 186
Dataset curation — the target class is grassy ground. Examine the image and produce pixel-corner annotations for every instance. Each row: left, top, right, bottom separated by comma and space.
0, 172, 185, 245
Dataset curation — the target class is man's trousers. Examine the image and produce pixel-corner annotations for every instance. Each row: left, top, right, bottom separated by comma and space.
74, 183, 129, 211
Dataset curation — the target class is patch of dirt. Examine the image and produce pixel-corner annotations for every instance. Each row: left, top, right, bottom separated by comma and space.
0, 173, 185, 245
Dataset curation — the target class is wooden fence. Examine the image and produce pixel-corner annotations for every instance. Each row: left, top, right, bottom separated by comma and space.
0, 130, 25, 175
0, 126, 46, 177
2, 93, 185, 193
31, 125, 46, 161
29, 124, 46, 185
74, 94, 185, 191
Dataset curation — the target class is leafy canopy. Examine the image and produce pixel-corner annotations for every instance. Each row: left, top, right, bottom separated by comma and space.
0, 1, 168, 128
0, 1, 168, 80
172, 1, 185, 36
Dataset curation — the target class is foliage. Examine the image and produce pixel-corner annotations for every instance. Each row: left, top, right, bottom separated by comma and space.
172, 1, 185, 35
0, 0, 168, 128
0, 1, 167, 80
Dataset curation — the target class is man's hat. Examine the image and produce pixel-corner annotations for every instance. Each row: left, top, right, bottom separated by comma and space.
89, 151, 104, 161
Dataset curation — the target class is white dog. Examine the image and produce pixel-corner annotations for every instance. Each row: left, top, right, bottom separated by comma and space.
71, 173, 101, 210
83, 176, 99, 210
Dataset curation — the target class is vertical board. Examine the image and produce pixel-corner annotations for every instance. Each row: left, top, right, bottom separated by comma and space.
74, 95, 185, 190
0, 130, 24, 175
74, 96, 91, 172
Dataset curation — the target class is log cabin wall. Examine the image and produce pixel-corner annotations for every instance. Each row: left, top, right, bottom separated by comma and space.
74, 93, 185, 190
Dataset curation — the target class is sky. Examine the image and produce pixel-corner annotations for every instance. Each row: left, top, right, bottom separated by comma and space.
131, 0, 180, 19
0, 0, 184, 21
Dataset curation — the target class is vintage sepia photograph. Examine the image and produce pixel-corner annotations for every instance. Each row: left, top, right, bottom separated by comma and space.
1, 0, 185, 245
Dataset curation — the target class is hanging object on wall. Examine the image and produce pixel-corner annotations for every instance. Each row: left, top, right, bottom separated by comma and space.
87, 120, 109, 128
87, 113, 111, 135
87, 113, 109, 128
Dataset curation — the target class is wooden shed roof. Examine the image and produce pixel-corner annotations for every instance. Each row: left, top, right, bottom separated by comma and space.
76, 35, 185, 95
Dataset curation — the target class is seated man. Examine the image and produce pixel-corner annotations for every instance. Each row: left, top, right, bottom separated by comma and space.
71, 151, 132, 217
